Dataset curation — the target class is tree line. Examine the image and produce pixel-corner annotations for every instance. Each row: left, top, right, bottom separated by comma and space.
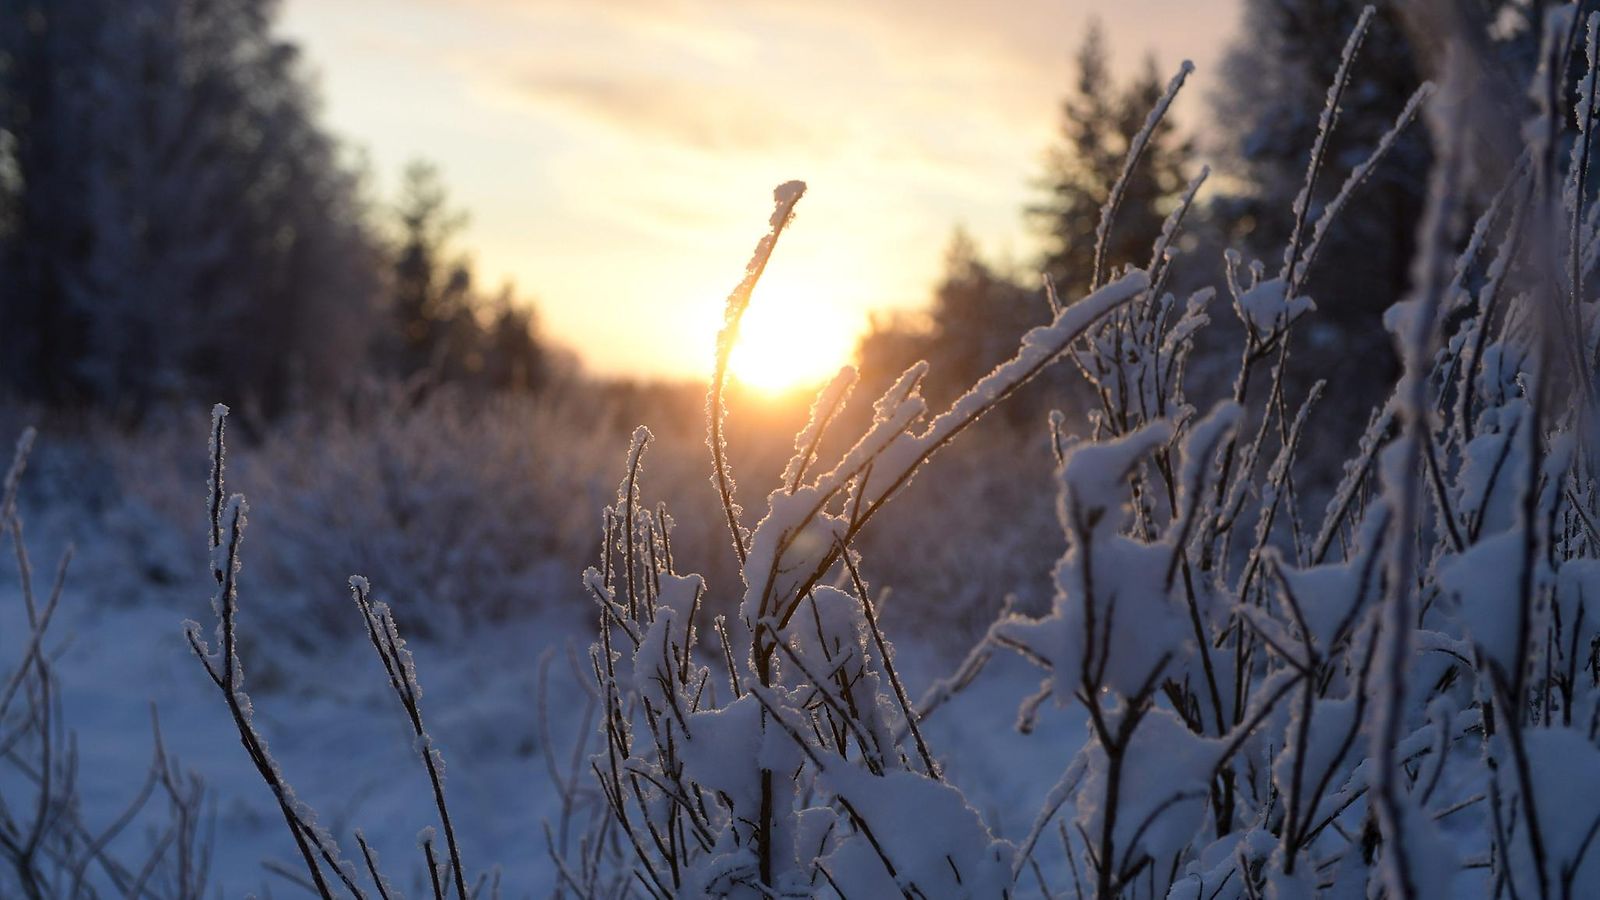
0, 0, 547, 418
1, 0, 1548, 420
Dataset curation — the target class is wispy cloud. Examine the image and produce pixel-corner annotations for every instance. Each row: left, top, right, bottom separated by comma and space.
512, 71, 845, 156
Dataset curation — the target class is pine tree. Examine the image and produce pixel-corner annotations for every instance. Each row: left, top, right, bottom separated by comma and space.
1208, 1, 1548, 424
859, 24, 1195, 426
1032, 21, 1193, 300
923, 229, 1042, 407
385, 161, 548, 392
390, 160, 471, 380
482, 286, 549, 393
856, 229, 1046, 419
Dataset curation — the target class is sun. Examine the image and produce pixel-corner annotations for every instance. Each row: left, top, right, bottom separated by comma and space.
727, 279, 858, 394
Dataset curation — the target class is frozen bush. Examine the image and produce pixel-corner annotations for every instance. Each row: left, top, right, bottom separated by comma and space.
569, 5, 1600, 898
175, 4, 1600, 898
238, 385, 610, 638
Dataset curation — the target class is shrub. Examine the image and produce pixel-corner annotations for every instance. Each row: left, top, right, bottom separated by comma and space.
566, 5, 1600, 898
188, 4, 1600, 898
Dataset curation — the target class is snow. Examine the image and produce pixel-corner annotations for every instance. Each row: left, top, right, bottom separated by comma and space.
0, 508, 1111, 895
992, 420, 1187, 702
0, 575, 565, 890
782, 366, 858, 489
1235, 276, 1315, 337
1521, 728, 1600, 896
843, 269, 1150, 522
1075, 708, 1216, 889
1438, 530, 1533, 674
818, 765, 1014, 897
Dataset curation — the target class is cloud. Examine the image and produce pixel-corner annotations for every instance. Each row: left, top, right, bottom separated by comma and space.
429, 0, 1237, 184
410, 0, 1235, 98
513, 71, 843, 156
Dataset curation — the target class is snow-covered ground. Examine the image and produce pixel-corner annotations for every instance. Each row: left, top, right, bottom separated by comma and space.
0, 519, 1085, 895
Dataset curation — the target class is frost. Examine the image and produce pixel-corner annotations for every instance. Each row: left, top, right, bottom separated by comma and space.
782, 366, 857, 488
1093, 60, 1194, 288
1298, 83, 1433, 284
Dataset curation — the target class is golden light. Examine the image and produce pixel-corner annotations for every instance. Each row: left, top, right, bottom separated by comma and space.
727, 278, 859, 394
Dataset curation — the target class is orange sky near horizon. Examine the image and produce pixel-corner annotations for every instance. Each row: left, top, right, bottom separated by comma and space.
281, 0, 1242, 390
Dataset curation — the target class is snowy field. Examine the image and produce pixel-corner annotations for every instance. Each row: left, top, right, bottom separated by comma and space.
0, 494, 1084, 894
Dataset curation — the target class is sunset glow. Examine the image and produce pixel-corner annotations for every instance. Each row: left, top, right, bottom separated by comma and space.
727, 279, 859, 393
279, 0, 1238, 382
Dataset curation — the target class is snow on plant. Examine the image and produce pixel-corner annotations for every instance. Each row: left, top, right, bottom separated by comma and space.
572, 4, 1600, 898
573, 177, 1150, 896
154, 3, 1600, 897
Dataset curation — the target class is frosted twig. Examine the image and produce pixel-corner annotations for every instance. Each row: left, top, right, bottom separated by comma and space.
1092, 61, 1194, 291
706, 181, 807, 567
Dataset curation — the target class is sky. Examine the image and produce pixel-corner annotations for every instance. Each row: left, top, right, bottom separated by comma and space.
280, 0, 1242, 388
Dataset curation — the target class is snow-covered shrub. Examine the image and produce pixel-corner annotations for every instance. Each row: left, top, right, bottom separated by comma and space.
235, 384, 612, 639
572, 180, 1153, 896
572, 5, 1600, 897
122, 381, 807, 646
97, 382, 715, 644
159, 4, 1600, 897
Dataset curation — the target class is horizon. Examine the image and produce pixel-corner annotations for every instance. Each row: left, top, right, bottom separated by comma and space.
280, 0, 1241, 388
